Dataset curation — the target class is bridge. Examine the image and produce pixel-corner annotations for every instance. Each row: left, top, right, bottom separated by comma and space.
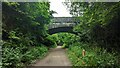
47, 17, 80, 34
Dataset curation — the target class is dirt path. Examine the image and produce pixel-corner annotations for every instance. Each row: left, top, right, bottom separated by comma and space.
32, 46, 72, 66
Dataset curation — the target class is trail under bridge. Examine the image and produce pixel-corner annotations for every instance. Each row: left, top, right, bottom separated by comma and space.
32, 46, 72, 66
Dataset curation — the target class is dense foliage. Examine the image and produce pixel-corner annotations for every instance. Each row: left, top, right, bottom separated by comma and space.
2, 1, 120, 67
67, 43, 119, 67
47, 33, 80, 48
48, 32, 120, 67
63, 2, 120, 67
2, 2, 52, 67
64, 2, 120, 51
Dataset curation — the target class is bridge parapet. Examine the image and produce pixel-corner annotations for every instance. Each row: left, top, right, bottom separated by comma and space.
47, 17, 80, 29
52, 17, 80, 23
48, 23, 76, 29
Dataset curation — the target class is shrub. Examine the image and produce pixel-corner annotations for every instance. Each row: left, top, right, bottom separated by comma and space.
67, 43, 120, 67
2, 43, 48, 68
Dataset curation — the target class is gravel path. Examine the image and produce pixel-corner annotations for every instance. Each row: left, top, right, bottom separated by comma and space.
32, 46, 72, 66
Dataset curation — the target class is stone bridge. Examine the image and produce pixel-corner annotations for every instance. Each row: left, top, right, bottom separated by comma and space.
47, 17, 80, 34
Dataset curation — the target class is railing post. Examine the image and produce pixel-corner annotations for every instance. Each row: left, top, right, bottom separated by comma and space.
82, 49, 85, 57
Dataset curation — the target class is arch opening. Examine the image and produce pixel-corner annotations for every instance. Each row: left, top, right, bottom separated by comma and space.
47, 27, 78, 35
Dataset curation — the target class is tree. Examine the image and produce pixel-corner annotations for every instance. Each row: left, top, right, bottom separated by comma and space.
64, 2, 120, 51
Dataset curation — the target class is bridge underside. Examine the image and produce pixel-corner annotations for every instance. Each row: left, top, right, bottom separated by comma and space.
48, 27, 78, 35
47, 17, 80, 35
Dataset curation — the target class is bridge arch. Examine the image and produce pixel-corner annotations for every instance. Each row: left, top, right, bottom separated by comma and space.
47, 17, 80, 35
47, 26, 78, 35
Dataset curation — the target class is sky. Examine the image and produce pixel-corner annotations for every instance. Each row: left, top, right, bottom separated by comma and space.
49, 0, 72, 17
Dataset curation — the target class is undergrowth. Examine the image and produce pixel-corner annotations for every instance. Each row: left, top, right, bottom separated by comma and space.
67, 43, 120, 67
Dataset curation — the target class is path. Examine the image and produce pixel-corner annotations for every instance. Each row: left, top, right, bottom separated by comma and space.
32, 46, 72, 66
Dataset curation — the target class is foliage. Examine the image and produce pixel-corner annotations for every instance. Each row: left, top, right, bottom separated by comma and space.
42, 37, 57, 48
21, 45, 48, 64
2, 44, 48, 68
63, 2, 120, 67
2, 2, 52, 68
2, 1, 120, 67
47, 33, 80, 48
64, 2, 120, 51
67, 43, 120, 67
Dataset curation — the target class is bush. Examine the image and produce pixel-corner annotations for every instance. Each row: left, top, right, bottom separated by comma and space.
2, 46, 24, 68
67, 43, 120, 67
22, 46, 48, 64
2, 43, 48, 68
43, 38, 57, 48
